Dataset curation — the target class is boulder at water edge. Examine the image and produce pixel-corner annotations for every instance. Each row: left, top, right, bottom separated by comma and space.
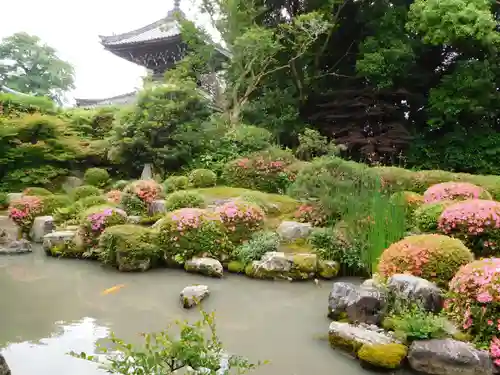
276, 221, 312, 241
318, 260, 340, 279
43, 231, 76, 257
245, 252, 317, 280
30, 215, 55, 243
116, 251, 151, 272
328, 281, 387, 325
387, 274, 443, 313
0, 238, 32, 255
408, 339, 493, 375
185, 257, 224, 278
328, 321, 399, 354
180, 285, 210, 308
0, 354, 11, 375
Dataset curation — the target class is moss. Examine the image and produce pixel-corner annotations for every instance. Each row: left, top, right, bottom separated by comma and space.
328, 332, 362, 354
452, 331, 473, 342
357, 343, 408, 369
280, 241, 314, 254
244, 263, 255, 277
381, 317, 395, 331
291, 253, 317, 273
227, 260, 245, 273
318, 260, 340, 279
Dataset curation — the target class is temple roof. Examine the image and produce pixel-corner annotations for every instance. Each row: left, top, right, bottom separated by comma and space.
74, 91, 138, 108
99, 10, 183, 47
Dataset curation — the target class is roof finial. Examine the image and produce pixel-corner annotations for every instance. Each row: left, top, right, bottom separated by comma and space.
173, 0, 180, 11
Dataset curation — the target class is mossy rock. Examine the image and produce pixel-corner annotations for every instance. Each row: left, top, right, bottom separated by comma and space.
357, 343, 408, 369
227, 260, 245, 273
328, 332, 362, 354
318, 260, 340, 279
245, 252, 317, 280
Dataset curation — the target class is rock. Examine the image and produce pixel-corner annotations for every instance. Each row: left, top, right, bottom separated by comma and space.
29, 215, 55, 243
328, 282, 359, 319
6, 193, 22, 204
245, 252, 317, 280
0, 239, 32, 255
185, 257, 223, 278
357, 343, 408, 369
180, 285, 210, 308
328, 321, 399, 354
149, 200, 166, 216
116, 252, 151, 272
387, 274, 444, 313
62, 176, 83, 192
0, 229, 11, 245
276, 221, 312, 241
318, 260, 340, 279
42, 231, 77, 257
0, 354, 11, 375
345, 285, 387, 325
408, 339, 493, 375
127, 215, 141, 224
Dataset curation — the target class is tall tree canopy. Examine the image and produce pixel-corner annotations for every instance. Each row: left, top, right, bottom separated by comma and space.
0, 32, 75, 104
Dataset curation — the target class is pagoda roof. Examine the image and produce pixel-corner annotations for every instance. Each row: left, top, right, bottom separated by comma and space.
99, 11, 182, 47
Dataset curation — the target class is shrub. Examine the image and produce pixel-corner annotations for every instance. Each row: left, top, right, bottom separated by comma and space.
106, 190, 122, 204
163, 175, 189, 193
22, 187, 53, 197
233, 231, 280, 265
41, 194, 72, 215
225, 124, 273, 153
445, 258, 500, 357
0, 193, 8, 210
423, 182, 492, 203
156, 208, 233, 263
8, 196, 44, 237
79, 205, 127, 249
377, 234, 474, 287
165, 190, 206, 211
83, 168, 110, 188
438, 199, 500, 256
413, 200, 454, 233
215, 200, 266, 244
293, 203, 328, 227
122, 180, 163, 215
112, 180, 129, 191
390, 306, 448, 342
54, 195, 109, 224
188, 169, 217, 188
222, 148, 297, 193
98, 224, 160, 271
72, 185, 102, 201
357, 343, 407, 369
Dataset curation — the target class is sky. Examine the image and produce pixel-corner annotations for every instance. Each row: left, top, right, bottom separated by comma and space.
1, 0, 211, 102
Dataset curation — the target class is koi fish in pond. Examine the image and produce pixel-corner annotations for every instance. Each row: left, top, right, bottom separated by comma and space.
101, 284, 126, 295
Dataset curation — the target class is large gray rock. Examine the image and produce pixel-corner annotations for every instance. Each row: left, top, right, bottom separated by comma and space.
42, 231, 77, 257
180, 285, 210, 308
0, 239, 32, 255
185, 257, 223, 278
246, 252, 317, 280
116, 252, 151, 272
387, 274, 443, 313
30, 215, 55, 243
328, 321, 399, 352
276, 221, 312, 241
408, 339, 493, 375
149, 200, 166, 216
0, 354, 10, 375
328, 282, 387, 324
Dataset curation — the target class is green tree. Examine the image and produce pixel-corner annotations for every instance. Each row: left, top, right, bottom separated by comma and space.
0, 32, 75, 104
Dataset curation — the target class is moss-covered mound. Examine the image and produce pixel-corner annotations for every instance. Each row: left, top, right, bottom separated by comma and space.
357, 343, 408, 369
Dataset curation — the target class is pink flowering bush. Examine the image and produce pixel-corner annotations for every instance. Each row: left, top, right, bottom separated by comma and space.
106, 190, 122, 204
216, 200, 266, 244
445, 258, 500, 361
80, 205, 128, 250
8, 196, 44, 238
294, 203, 328, 227
121, 180, 163, 215
156, 208, 233, 263
438, 199, 500, 256
424, 182, 492, 204
377, 234, 474, 287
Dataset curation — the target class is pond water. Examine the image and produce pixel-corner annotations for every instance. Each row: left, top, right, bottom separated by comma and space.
0, 225, 408, 374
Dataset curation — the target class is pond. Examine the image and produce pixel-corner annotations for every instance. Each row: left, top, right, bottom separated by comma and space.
0, 236, 409, 374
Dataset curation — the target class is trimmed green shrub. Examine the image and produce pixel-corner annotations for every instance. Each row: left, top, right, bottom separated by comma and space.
215, 200, 266, 244
165, 191, 206, 211
112, 180, 129, 190
121, 180, 163, 216
72, 185, 102, 201
414, 200, 454, 233
423, 182, 492, 203
83, 168, 110, 188
163, 176, 189, 193
23, 187, 53, 197
41, 194, 72, 215
188, 169, 217, 188
233, 231, 280, 265
0, 193, 8, 209
79, 205, 128, 250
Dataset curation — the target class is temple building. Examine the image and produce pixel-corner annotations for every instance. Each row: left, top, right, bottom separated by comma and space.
75, 1, 228, 108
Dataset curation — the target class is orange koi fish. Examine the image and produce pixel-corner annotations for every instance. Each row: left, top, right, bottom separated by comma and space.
101, 284, 126, 295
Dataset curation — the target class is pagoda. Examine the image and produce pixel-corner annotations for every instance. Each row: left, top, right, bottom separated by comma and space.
75, 0, 228, 108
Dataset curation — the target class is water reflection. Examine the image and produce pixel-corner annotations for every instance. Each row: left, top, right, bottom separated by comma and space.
2, 318, 108, 375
